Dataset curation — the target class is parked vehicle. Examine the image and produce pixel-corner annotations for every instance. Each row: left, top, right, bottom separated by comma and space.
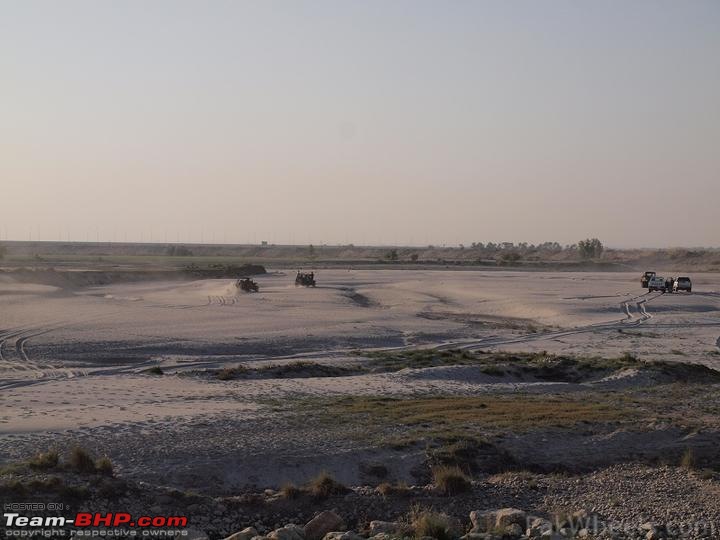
673, 276, 692, 293
641, 271, 656, 288
647, 276, 666, 292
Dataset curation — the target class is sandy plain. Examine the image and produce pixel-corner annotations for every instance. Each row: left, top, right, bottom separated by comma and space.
1, 269, 720, 491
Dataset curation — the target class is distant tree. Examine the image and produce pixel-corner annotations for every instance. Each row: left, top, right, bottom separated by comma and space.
578, 238, 604, 259
0, 244, 6, 260
307, 244, 316, 261
537, 241, 562, 253
500, 251, 521, 264
410, 253, 419, 262
385, 249, 399, 261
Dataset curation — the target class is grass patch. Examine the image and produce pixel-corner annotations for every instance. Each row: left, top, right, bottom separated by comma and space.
680, 448, 696, 470
68, 446, 97, 473
432, 465, 471, 495
279, 482, 302, 499
617, 329, 661, 338
0, 462, 25, 475
428, 437, 495, 474
376, 481, 411, 497
1, 479, 27, 496
478, 365, 505, 376
217, 365, 248, 380
142, 366, 164, 375
330, 394, 635, 434
409, 506, 456, 540
28, 450, 59, 470
27, 476, 63, 491
95, 456, 114, 476
215, 362, 358, 381
360, 349, 720, 384
306, 471, 348, 499
260, 362, 358, 379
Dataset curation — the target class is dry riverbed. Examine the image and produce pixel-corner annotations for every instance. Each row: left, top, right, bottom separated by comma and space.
2, 270, 720, 538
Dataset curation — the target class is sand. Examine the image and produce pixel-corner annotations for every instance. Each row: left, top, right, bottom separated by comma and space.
2, 269, 720, 490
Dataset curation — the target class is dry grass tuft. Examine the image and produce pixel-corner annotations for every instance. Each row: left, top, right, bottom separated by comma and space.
376, 481, 410, 497
409, 506, 455, 540
307, 471, 348, 499
432, 465, 471, 495
217, 365, 248, 380
280, 482, 302, 499
28, 450, 59, 470
680, 448, 696, 470
68, 446, 97, 474
95, 456, 114, 476
143, 366, 164, 375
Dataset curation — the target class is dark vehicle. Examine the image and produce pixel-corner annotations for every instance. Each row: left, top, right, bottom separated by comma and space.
236, 277, 259, 293
295, 271, 316, 287
641, 271, 656, 288
673, 277, 692, 293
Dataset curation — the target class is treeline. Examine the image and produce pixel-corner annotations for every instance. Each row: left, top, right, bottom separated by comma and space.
165, 245, 194, 257
461, 239, 604, 260
380, 239, 605, 264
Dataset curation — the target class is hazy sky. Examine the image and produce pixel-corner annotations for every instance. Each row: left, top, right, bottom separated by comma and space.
2, 1, 719, 247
